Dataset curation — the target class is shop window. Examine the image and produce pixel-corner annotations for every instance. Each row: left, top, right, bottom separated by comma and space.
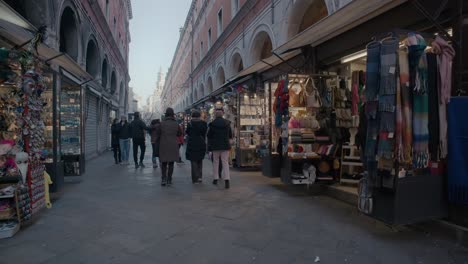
208, 28, 212, 49
200, 42, 204, 61
232, 0, 239, 17
106, 0, 109, 19
217, 9, 223, 37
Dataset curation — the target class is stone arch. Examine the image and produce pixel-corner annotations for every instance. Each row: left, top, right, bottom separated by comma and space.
215, 66, 226, 89
249, 25, 275, 65
206, 77, 213, 95
110, 71, 117, 95
85, 35, 100, 78
101, 57, 108, 89
229, 51, 244, 77
286, 0, 329, 39
59, 5, 80, 61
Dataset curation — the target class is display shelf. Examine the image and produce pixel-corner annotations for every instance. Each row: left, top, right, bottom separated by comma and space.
0, 194, 14, 199
341, 178, 360, 184
342, 161, 363, 166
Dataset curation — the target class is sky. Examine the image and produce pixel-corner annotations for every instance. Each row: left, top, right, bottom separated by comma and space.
129, 0, 192, 102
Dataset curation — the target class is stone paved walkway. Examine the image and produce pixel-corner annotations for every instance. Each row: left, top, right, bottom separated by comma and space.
0, 151, 467, 264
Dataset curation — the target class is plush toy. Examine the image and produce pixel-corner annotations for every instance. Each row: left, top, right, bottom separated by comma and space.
15, 152, 28, 184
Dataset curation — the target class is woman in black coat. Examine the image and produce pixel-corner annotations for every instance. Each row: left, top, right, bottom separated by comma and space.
111, 118, 121, 164
185, 110, 208, 183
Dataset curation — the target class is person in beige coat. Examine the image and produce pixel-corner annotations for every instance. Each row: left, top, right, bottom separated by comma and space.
157, 108, 182, 186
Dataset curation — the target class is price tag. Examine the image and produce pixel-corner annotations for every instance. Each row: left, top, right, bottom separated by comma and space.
389, 67, 396, 74
388, 132, 394, 139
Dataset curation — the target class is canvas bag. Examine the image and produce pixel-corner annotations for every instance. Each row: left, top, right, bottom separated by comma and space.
304, 78, 322, 108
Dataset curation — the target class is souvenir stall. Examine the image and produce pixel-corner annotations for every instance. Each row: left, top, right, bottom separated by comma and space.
357, 32, 452, 225
267, 74, 349, 185
60, 73, 84, 176
232, 81, 268, 168
0, 45, 48, 238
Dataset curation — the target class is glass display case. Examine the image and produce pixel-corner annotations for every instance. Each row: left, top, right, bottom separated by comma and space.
41, 69, 64, 192
235, 91, 269, 167
60, 75, 84, 176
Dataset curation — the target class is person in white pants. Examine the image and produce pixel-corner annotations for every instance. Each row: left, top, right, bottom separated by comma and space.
207, 107, 233, 189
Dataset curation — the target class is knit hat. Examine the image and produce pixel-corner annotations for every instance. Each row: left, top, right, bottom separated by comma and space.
191, 110, 201, 118
165, 107, 175, 117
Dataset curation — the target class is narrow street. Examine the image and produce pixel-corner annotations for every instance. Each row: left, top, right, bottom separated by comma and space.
0, 151, 466, 264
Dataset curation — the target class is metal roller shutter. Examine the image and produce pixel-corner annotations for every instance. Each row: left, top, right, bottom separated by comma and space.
85, 93, 98, 159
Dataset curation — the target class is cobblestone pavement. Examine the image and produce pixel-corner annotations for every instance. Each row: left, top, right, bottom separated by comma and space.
0, 151, 467, 264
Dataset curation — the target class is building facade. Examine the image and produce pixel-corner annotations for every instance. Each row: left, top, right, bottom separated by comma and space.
149, 68, 166, 117
162, 0, 353, 111
4, 0, 132, 159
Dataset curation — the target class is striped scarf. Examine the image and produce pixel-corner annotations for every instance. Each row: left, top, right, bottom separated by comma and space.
377, 38, 399, 163
407, 33, 429, 169
399, 49, 412, 164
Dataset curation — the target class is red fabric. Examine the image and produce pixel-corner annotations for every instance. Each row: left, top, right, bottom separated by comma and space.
177, 125, 184, 144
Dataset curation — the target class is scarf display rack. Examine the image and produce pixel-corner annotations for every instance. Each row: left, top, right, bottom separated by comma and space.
359, 31, 452, 225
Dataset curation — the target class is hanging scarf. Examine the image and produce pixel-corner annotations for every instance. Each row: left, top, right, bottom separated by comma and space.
364, 41, 381, 161
377, 37, 399, 162
427, 53, 440, 161
407, 33, 429, 169
399, 49, 412, 164
432, 36, 455, 158
395, 76, 403, 162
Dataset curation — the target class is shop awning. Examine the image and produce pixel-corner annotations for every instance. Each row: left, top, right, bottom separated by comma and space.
222, 49, 301, 88
274, 0, 408, 54
191, 86, 231, 108
0, 1, 93, 81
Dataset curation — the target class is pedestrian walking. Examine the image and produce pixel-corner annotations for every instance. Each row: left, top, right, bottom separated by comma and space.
111, 119, 121, 164
130, 111, 148, 168
185, 110, 207, 183
118, 115, 131, 165
158, 108, 183, 186
207, 107, 233, 189
150, 119, 161, 168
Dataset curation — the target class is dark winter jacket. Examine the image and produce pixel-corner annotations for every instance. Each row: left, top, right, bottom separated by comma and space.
157, 117, 182, 162
111, 124, 120, 147
207, 117, 232, 151
118, 121, 131, 139
150, 123, 160, 144
130, 118, 148, 141
185, 118, 207, 161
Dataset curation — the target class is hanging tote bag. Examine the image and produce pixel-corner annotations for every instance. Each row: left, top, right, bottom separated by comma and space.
288, 77, 306, 107
305, 78, 322, 108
